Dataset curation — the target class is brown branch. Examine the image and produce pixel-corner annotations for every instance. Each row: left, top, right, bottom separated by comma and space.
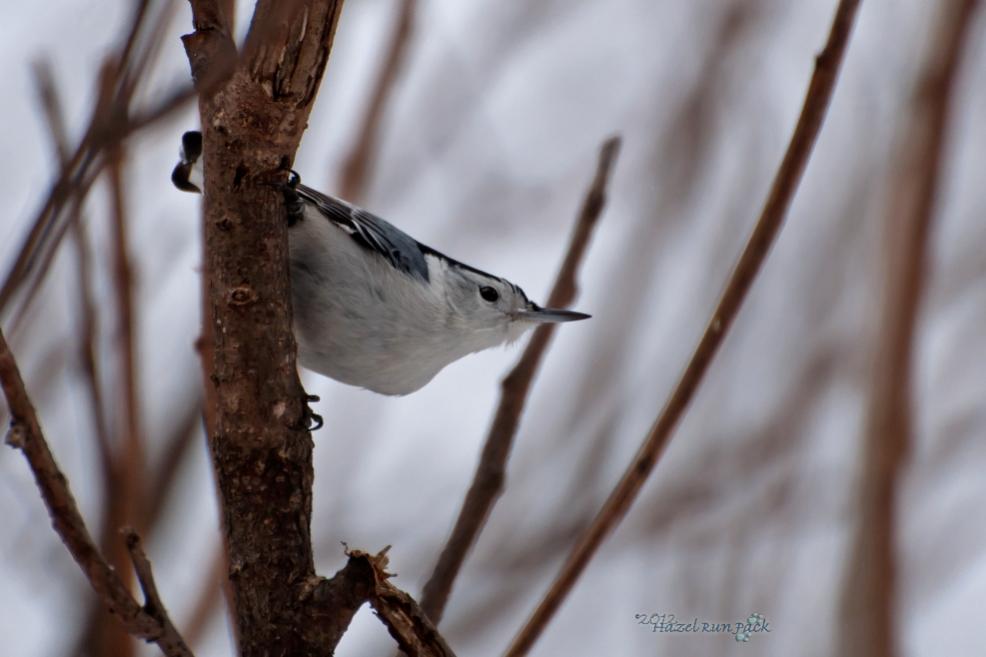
503, 1, 862, 655
181, 1, 354, 655
0, 1, 223, 325
33, 62, 139, 657
337, 0, 417, 200
145, 397, 205, 528
122, 528, 189, 650
180, 542, 228, 649
30, 62, 113, 467
108, 148, 147, 533
416, 137, 620, 627
840, 2, 980, 657
321, 549, 458, 657
0, 329, 193, 657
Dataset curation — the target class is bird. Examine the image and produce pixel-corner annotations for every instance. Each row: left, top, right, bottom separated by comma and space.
172, 131, 589, 396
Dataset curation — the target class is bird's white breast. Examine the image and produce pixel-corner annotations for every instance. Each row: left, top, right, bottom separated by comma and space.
288, 207, 509, 394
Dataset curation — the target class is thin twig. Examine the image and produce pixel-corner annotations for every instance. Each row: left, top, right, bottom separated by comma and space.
180, 542, 228, 649
0, 0, 235, 325
32, 62, 140, 657
840, 2, 980, 657
123, 528, 185, 637
0, 329, 193, 657
337, 0, 417, 200
30, 61, 113, 466
108, 146, 146, 531
418, 137, 621, 625
145, 397, 205, 528
503, 2, 861, 655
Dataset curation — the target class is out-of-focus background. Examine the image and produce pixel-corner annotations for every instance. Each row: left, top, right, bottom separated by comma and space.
1, 1, 984, 656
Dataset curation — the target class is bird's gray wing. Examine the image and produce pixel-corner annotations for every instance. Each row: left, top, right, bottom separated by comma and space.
295, 184, 430, 282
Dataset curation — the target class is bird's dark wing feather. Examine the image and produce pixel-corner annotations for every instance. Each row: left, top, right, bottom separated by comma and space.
296, 184, 430, 282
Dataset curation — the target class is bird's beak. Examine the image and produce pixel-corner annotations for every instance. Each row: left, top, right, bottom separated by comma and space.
516, 303, 591, 323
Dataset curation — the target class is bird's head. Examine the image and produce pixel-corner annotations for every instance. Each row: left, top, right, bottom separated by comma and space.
442, 262, 589, 350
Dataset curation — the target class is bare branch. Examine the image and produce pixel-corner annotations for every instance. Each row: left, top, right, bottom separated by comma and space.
145, 398, 205, 528
108, 148, 147, 531
180, 542, 228, 649
418, 137, 620, 626
35, 62, 143, 657
0, 329, 193, 657
344, 550, 458, 657
840, 2, 981, 656
337, 0, 417, 200
123, 528, 188, 648
503, 1, 862, 655
1, 2, 218, 325
181, 1, 353, 655
30, 61, 113, 467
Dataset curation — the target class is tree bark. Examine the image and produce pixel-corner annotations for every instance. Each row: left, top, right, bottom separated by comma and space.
181, 2, 349, 654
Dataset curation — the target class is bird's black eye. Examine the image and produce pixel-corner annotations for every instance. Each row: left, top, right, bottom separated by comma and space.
479, 286, 499, 302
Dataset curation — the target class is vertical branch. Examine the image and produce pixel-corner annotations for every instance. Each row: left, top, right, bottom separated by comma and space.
180, 543, 229, 649
108, 147, 146, 530
840, 2, 980, 657
102, 146, 144, 657
504, 1, 861, 655
182, 1, 358, 655
337, 0, 417, 200
417, 137, 620, 626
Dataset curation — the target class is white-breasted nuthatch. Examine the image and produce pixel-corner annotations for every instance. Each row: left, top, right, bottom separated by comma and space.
172, 131, 589, 395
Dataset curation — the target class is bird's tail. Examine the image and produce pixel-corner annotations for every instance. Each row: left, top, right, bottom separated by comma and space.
171, 130, 203, 193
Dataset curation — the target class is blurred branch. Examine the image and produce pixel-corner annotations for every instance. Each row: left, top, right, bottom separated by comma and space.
145, 398, 205, 528
418, 137, 621, 626
181, 542, 227, 649
0, 329, 193, 657
107, 148, 146, 531
34, 60, 139, 657
563, 0, 760, 433
337, 0, 417, 200
0, 0, 218, 327
31, 62, 113, 466
841, 3, 980, 657
503, 1, 862, 655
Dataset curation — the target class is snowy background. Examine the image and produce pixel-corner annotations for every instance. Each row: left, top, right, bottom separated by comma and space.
1, 1, 984, 656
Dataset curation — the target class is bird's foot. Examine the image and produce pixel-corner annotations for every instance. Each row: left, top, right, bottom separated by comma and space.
302, 393, 323, 432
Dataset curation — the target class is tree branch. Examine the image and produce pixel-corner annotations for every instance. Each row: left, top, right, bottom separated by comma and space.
0, 329, 193, 657
418, 137, 621, 626
312, 549, 458, 657
181, 1, 351, 655
840, 2, 980, 656
337, 0, 417, 200
503, 1, 861, 655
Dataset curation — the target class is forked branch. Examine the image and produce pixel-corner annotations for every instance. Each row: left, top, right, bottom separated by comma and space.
0, 330, 193, 657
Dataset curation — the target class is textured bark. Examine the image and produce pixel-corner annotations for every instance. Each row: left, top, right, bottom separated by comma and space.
181, 2, 352, 655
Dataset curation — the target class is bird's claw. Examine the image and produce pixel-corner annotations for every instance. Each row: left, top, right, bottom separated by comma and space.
301, 392, 323, 432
